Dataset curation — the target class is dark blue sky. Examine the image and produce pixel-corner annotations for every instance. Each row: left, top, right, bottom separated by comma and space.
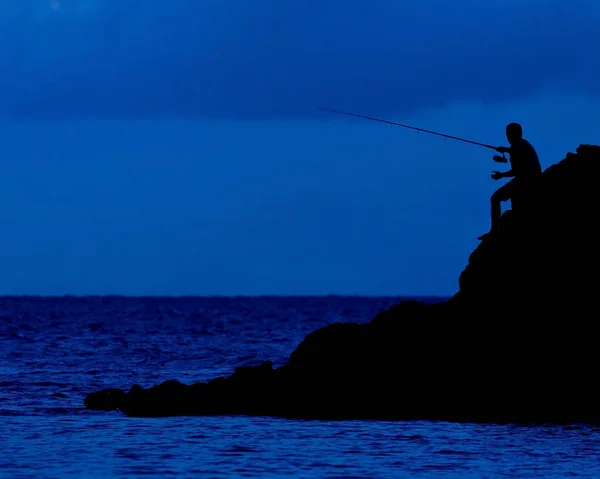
0, 0, 599, 295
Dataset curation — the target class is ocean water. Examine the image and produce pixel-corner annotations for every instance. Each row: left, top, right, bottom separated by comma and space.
2, 295, 600, 478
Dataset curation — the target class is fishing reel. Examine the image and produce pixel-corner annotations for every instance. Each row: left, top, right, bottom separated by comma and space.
492, 153, 508, 163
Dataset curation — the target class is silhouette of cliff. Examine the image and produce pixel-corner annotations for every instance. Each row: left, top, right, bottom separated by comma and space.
85, 144, 600, 424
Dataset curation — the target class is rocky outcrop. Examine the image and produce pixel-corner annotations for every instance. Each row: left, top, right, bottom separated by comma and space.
84, 144, 600, 424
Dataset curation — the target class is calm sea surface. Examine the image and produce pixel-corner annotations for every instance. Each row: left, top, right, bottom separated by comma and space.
2, 296, 599, 478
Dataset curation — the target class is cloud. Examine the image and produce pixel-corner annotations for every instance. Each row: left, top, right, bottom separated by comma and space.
0, 0, 599, 119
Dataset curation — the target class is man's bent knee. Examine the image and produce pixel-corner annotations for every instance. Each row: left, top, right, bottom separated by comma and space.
491, 192, 506, 204
492, 186, 512, 204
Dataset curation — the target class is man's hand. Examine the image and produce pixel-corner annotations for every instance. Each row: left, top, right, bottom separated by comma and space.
491, 170, 504, 180
493, 154, 507, 163
496, 146, 510, 153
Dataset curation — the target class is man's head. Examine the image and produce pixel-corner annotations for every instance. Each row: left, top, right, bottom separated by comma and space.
505, 122, 523, 145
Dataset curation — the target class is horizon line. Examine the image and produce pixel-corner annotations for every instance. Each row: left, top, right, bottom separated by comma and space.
0, 293, 452, 299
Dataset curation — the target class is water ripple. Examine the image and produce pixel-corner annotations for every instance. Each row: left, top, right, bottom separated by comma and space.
2, 296, 599, 477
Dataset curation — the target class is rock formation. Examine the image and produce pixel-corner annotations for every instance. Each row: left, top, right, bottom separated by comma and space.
84, 144, 600, 424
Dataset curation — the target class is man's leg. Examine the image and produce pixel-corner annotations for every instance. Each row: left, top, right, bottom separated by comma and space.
491, 189, 504, 230
479, 180, 515, 240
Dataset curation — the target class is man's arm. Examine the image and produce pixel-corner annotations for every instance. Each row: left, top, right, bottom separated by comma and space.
492, 169, 514, 180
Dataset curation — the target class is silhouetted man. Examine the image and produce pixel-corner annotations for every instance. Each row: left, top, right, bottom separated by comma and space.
478, 123, 542, 240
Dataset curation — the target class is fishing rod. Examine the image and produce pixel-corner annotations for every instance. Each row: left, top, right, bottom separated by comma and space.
319, 108, 497, 150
